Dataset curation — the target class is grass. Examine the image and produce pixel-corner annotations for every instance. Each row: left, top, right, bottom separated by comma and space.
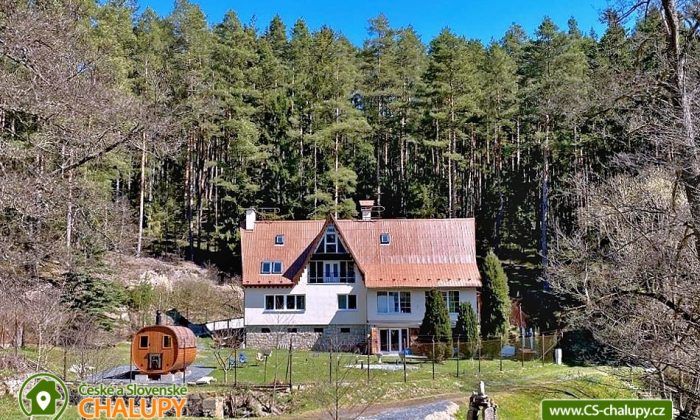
0, 340, 641, 419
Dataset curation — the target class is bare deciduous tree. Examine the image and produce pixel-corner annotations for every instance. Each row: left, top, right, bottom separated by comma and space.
61, 315, 120, 382
211, 329, 243, 384
552, 1, 700, 416
313, 334, 381, 420
23, 284, 69, 371
551, 169, 700, 416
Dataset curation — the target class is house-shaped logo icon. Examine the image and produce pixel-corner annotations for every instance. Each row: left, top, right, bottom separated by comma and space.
18, 373, 68, 419
25, 379, 61, 415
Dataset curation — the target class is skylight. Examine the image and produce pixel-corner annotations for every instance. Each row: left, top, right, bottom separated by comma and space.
380, 232, 391, 245
275, 234, 285, 245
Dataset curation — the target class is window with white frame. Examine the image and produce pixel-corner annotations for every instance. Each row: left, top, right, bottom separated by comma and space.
309, 261, 354, 283
441, 290, 460, 313
325, 226, 338, 253
275, 234, 285, 245
377, 291, 411, 313
264, 294, 305, 311
316, 225, 347, 254
337, 294, 357, 310
261, 261, 283, 274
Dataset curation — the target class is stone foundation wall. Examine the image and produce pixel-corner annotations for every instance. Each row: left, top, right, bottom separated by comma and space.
245, 325, 367, 352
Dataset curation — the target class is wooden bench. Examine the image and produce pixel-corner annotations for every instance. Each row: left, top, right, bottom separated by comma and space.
376, 352, 401, 364
376, 351, 429, 364
401, 354, 429, 363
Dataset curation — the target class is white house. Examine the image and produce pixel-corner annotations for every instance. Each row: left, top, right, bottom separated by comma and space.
241, 201, 481, 353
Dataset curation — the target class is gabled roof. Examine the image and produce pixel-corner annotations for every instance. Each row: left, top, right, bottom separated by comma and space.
240, 220, 325, 286
240, 217, 481, 288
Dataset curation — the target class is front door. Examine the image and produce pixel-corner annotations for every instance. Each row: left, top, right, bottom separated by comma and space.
148, 353, 162, 370
379, 328, 408, 353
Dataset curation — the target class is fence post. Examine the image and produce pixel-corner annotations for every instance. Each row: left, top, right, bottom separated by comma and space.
264, 355, 268, 384
541, 331, 545, 366
366, 329, 370, 384
129, 339, 133, 383
520, 328, 525, 368
431, 336, 435, 380
456, 336, 460, 378
234, 348, 238, 386
478, 337, 481, 374
329, 345, 333, 384
499, 336, 503, 372
403, 337, 407, 383
288, 336, 293, 389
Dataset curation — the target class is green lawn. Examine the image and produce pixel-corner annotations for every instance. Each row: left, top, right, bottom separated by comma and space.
0, 340, 641, 419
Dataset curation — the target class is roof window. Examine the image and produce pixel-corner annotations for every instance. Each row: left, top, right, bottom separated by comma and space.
380, 232, 391, 245
275, 234, 285, 245
261, 261, 283, 274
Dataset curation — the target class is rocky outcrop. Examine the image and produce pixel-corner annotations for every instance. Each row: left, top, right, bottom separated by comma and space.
185, 389, 289, 418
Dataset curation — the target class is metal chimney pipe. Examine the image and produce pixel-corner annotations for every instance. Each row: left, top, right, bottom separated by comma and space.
155, 310, 162, 325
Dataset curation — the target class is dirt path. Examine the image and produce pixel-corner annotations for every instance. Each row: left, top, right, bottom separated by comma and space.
292, 392, 469, 419
357, 399, 461, 419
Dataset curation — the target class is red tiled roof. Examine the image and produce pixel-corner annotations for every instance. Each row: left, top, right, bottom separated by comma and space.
241, 217, 481, 288
336, 219, 480, 288
240, 220, 325, 286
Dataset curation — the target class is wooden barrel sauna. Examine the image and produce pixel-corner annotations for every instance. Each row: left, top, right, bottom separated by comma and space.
131, 325, 197, 375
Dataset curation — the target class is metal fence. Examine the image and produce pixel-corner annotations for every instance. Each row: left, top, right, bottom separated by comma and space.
210, 331, 561, 387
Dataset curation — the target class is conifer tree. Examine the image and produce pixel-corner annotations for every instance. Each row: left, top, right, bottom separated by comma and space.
305, 27, 371, 218
423, 29, 484, 217
419, 289, 452, 342
454, 302, 479, 341
481, 250, 510, 338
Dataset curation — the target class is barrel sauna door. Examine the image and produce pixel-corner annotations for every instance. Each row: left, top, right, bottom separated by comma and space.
148, 353, 162, 370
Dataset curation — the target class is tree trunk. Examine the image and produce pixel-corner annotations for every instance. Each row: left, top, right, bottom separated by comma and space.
137, 132, 147, 257
660, 0, 700, 255
540, 116, 550, 287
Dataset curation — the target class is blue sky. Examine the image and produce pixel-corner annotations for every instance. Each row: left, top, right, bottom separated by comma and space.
138, 0, 611, 44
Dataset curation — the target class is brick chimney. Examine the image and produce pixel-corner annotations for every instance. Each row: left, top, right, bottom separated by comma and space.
245, 208, 256, 230
359, 200, 374, 221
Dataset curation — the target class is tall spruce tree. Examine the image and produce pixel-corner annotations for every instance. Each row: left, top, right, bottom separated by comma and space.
481, 250, 511, 338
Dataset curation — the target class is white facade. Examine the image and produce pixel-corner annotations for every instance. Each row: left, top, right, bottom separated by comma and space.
244, 267, 478, 329
366, 288, 478, 328
244, 264, 367, 327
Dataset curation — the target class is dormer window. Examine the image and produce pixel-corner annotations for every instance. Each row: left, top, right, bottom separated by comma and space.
380, 232, 391, 245
316, 225, 346, 253
325, 226, 337, 253
261, 261, 283, 274
275, 234, 285, 245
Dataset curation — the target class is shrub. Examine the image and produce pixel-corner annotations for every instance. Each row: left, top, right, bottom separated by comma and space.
453, 302, 479, 356
419, 289, 452, 342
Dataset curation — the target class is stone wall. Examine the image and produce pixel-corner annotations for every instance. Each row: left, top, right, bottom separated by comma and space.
245, 325, 367, 352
